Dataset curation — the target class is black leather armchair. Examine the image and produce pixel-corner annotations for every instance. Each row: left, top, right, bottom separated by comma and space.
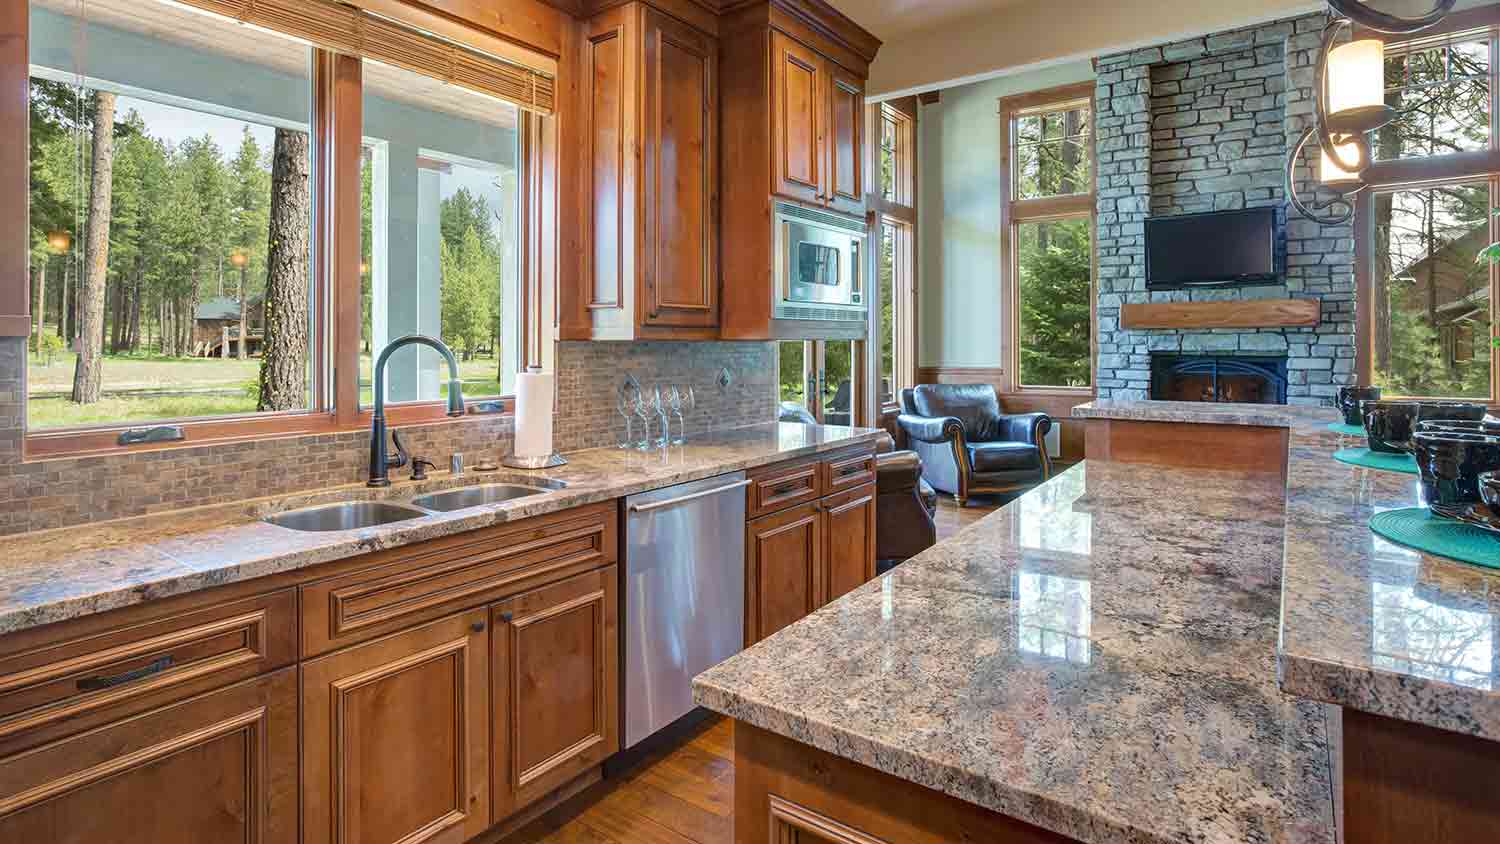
896, 384, 1053, 506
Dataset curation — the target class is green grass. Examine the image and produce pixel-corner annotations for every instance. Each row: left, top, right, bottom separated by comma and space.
28, 349, 510, 430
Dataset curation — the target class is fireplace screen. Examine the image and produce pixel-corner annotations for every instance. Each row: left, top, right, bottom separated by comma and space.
1150, 355, 1289, 405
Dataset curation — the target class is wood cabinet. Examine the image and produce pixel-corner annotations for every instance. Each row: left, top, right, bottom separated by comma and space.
769, 30, 863, 214
302, 609, 492, 844
0, 669, 297, 844
719, 4, 880, 340
490, 566, 619, 820
584, 2, 719, 340
745, 446, 879, 644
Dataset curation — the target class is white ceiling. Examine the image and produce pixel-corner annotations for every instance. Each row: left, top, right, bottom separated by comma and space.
823, 0, 1033, 41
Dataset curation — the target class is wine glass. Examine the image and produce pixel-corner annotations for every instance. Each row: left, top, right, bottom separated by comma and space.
617, 382, 639, 449
632, 389, 653, 450
648, 386, 670, 448
682, 385, 697, 438
667, 386, 686, 445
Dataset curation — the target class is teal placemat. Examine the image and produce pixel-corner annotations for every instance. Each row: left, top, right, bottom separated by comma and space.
1334, 447, 1418, 474
1370, 508, 1500, 571
1327, 422, 1365, 436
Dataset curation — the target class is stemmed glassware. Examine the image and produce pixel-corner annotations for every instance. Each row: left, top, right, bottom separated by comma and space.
617, 381, 640, 449
648, 386, 670, 447
667, 386, 686, 445
632, 388, 654, 450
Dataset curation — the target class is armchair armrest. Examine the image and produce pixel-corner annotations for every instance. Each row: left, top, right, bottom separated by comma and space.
999, 412, 1053, 447
897, 414, 964, 445
875, 450, 922, 494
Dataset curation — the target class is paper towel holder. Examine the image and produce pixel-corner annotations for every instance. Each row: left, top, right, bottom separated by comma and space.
501, 451, 568, 470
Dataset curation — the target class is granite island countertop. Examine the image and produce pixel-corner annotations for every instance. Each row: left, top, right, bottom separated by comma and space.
694, 454, 1338, 844
1076, 400, 1500, 741
0, 422, 884, 636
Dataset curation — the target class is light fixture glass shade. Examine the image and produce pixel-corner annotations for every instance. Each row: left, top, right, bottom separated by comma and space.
1327, 38, 1385, 117
1321, 139, 1364, 184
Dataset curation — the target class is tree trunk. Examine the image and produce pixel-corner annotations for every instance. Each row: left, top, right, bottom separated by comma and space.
59, 260, 70, 343
258, 129, 311, 412
31, 261, 45, 355
129, 259, 143, 351
238, 265, 248, 360
71, 91, 115, 405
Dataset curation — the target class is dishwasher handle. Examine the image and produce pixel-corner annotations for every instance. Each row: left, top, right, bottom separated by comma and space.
628, 479, 752, 513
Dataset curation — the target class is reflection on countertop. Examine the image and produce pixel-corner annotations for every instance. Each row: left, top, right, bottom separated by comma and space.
694, 457, 1336, 844
0, 422, 884, 636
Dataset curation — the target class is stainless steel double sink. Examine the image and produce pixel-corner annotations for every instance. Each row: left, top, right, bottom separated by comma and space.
263, 483, 554, 532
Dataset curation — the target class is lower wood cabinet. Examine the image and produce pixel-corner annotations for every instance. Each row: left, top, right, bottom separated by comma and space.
491, 565, 619, 821
0, 668, 297, 844
302, 609, 491, 844
746, 480, 877, 645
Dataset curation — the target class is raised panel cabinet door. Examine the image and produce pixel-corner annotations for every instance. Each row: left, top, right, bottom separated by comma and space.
825, 64, 865, 216
302, 610, 490, 844
641, 8, 719, 331
0, 668, 297, 844
821, 485, 877, 605
491, 566, 619, 822
746, 502, 823, 645
770, 30, 825, 206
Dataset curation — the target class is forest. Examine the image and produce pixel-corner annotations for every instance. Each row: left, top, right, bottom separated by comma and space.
28, 78, 506, 429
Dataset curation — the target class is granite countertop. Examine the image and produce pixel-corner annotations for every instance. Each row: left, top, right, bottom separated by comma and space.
694, 456, 1338, 844
0, 423, 884, 637
1077, 400, 1500, 741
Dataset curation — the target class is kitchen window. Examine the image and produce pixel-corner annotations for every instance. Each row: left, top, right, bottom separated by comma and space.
1000, 83, 1096, 393
13, 0, 555, 456
1358, 12, 1500, 403
872, 100, 917, 415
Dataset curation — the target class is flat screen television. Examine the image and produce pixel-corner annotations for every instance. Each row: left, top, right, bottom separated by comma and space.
1145, 207, 1278, 289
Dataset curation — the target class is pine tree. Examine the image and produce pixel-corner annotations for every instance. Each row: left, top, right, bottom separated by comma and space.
258, 129, 311, 411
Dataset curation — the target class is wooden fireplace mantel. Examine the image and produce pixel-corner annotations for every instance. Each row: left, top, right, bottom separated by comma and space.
1120, 299, 1320, 330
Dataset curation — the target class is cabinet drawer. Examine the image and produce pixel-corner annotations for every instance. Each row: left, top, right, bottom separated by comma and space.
823, 450, 876, 494
747, 459, 822, 519
302, 503, 617, 657
0, 589, 296, 753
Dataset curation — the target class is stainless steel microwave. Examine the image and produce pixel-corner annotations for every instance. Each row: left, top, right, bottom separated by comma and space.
773, 202, 868, 324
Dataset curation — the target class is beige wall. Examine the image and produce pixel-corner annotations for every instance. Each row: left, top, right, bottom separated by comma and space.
918, 61, 1095, 368
868, 0, 1322, 98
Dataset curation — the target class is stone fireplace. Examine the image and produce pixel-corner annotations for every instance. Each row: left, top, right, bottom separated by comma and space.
1092, 14, 1356, 405
1150, 354, 1289, 404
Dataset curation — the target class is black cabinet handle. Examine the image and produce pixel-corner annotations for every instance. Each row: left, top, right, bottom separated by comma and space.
76, 656, 174, 692
499, 612, 514, 624
471, 622, 486, 633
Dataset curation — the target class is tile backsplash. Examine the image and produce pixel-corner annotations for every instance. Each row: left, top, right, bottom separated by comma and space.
0, 337, 775, 536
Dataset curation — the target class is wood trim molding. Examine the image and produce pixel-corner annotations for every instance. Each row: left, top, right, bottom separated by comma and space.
1120, 299, 1321, 330
1, 0, 28, 338
915, 366, 1006, 386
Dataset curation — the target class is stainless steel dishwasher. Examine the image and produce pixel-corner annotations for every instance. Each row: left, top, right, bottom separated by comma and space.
623, 472, 748, 747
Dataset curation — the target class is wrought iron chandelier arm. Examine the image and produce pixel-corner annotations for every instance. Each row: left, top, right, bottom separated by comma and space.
1326, 0, 1458, 35
1287, 127, 1358, 226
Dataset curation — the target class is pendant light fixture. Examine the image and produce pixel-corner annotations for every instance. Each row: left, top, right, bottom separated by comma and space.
1286, 0, 1458, 225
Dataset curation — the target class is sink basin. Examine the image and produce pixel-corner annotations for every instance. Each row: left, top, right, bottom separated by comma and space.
264, 501, 429, 532
409, 484, 548, 512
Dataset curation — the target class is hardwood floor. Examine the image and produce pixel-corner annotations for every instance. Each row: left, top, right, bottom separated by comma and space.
933, 495, 1006, 540
506, 717, 735, 844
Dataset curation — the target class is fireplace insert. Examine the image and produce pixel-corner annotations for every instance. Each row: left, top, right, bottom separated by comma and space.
1150, 355, 1289, 405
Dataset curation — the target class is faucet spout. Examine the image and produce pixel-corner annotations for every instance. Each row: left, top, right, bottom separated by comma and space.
368, 334, 467, 487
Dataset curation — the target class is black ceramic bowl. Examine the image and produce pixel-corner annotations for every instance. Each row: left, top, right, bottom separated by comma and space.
1337, 386, 1381, 427
1411, 431, 1500, 518
1417, 419, 1500, 436
1418, 401, 1488, 423
1480, 471, 1500, 515
1363, 400, 1421, 454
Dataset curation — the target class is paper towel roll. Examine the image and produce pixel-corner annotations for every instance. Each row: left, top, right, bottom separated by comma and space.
514, 371, 554, 459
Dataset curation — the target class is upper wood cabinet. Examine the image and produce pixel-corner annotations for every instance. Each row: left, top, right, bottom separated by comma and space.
584, 2, 719, 340
770, 30, 864, 215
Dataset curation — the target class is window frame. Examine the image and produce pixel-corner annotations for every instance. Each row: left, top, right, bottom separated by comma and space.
1355, 7, 1500, 405
9, 0, 550, 458
998, 82, 1097, 397
869, 98, 918, 419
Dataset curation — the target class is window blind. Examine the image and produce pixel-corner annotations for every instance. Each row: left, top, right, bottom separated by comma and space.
172, 0, 556, 114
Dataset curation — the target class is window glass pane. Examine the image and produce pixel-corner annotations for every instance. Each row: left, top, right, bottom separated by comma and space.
1017, 217, 1092, 388
878, 221, 897, 406
27, 0, 312, 430
1374, 37, 1490, 161
1013, 104, 1090, 200
778, 341, 806, 407
823, 340, 855, 425
361, 59, 521, 407
880, 111, 898, 202
1372, 182, 1491, 398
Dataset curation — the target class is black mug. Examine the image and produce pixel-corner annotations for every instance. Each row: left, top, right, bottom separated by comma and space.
1363, 400, 1421, 454
1418, 401, 1488, 424
1412, 431, 1500, 518
1337, 386, 1381, 427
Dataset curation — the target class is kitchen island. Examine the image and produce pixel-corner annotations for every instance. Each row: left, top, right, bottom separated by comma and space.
693, 400, 1500, 844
